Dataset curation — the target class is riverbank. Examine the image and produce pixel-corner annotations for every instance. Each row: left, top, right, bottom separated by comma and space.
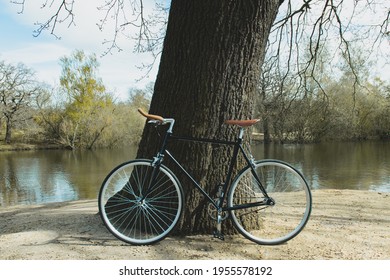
0, 143, 63, 152
0, 189, 389, 260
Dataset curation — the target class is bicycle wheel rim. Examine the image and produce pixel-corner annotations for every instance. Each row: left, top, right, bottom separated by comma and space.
228, 160, 312, 245
98, 160, 183, 245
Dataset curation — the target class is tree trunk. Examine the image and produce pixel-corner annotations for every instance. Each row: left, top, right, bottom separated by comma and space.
263, 115, 271, 144
5, 116, 12, 144
137, 0, 281, 234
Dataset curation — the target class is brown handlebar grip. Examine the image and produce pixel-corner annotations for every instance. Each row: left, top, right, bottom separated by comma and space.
138, 108, 164, 122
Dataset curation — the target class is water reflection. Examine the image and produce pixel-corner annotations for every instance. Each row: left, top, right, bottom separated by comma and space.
253, 141, 390, 192
0, 147, 136, 207
1, 141, 389, 207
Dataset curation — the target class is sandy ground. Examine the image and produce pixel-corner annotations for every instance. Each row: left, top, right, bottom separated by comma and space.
0, 189, 389, 260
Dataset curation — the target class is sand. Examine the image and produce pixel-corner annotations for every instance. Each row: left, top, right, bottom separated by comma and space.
0, 189, 389, 260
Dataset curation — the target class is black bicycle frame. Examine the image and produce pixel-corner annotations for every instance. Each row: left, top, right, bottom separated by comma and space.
148, 127, 271, 212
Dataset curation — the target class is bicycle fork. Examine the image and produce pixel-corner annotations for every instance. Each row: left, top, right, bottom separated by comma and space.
140, 153, 164, 202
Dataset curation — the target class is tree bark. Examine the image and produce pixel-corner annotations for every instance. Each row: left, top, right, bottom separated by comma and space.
137, 0, 281, 234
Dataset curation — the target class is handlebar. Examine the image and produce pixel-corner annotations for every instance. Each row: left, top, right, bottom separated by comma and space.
138, 108, 260, 135
138, 108, 175, 133
137, 108, 164, 122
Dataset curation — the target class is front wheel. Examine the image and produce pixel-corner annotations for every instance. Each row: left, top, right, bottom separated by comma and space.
228, 160, 312, 245
98, 160, 183, 245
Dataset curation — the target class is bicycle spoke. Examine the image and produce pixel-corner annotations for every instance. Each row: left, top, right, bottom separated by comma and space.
229, 160, 312, 245
98, 160, 183, 245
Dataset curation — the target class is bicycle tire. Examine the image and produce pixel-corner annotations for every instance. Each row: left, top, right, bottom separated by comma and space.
98, 159, 183, 245
228, 160, 312, 245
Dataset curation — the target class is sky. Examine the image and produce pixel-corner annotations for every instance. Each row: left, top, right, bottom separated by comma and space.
0, 0, 389, 103
0, 0, 160, 101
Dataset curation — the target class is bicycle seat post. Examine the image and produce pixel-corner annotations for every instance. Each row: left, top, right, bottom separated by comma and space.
238, 127, 245, 140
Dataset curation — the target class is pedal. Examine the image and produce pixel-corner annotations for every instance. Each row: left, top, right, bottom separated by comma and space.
213, 229, 225, 241
212, 222, 224, 240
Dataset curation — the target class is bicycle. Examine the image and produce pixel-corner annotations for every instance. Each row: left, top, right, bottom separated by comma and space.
98, 108, 312, 245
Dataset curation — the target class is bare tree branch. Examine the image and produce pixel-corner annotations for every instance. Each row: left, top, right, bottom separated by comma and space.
10, 0, 26, 14
96, 0, 168, 58
36, 1, 75, 39
11, 0, 389, 85
266, 0, 389, 101
0, 61, 44, 143
13, 0, 75, 39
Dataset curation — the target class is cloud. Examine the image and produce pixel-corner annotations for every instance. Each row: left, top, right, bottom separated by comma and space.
1, 41, 158, 100
1, 0, 160, 100
0, 42, 70, 85
3, 42, 70, 65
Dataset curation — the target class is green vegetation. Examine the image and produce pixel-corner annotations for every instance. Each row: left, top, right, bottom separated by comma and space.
1, 49, 389, 150
257, 48, 390, 143
1, 50, 150, 150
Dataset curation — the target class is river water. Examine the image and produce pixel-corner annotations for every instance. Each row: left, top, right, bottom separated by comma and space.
1, 141, 389, 207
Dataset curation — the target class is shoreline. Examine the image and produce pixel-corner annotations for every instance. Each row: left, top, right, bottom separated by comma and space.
0, 189, 389, 260
0, 143, 64, 152
2, 137, 388, 152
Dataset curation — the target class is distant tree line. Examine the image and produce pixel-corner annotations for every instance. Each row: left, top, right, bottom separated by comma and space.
1, 49, 389, 149
257, 46, 390, 143
0, 50, 150, 149
0, 60, 43, 144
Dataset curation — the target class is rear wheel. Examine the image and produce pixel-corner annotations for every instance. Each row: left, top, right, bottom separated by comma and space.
98, 160, 183, 245
228, 160, 312, 245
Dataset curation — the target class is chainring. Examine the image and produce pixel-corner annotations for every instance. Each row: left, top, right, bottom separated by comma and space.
207, 198, 229, 221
